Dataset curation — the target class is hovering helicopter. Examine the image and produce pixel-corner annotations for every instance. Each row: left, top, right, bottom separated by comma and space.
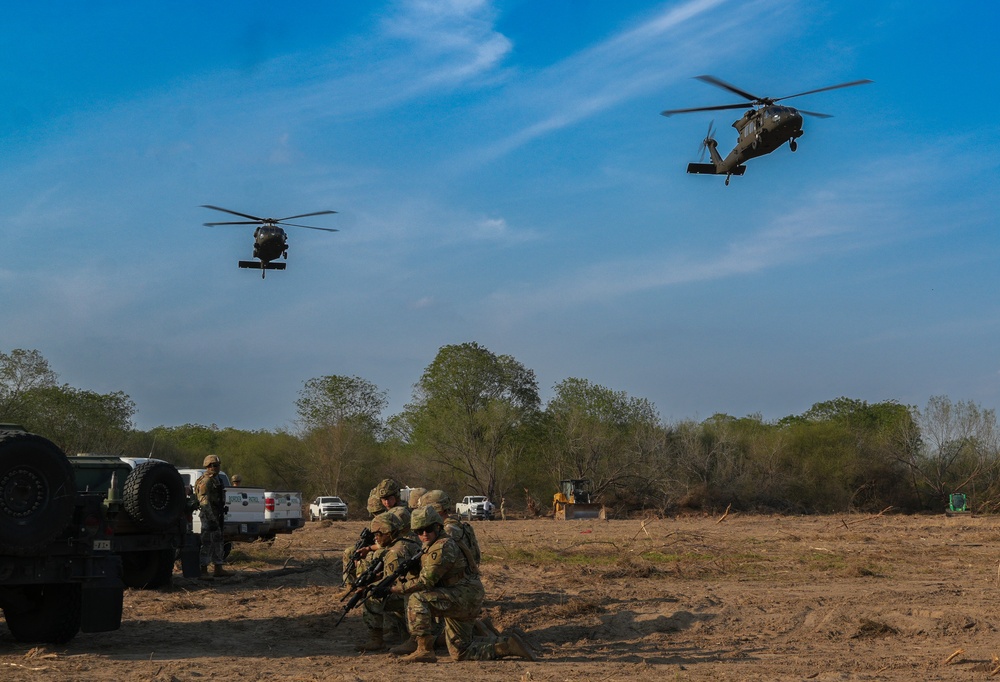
202, 205, 337, 278
661, 75, 872, 185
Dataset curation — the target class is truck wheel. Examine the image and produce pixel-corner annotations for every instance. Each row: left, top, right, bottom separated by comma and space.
123, 461, 186, 531
121, 548, 176, 589
0, 431, 76, 556
2, 583, 82, 643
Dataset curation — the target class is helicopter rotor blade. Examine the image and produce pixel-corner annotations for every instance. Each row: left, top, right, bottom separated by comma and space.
798, 109, 834, 119
694, 75, 764, 103
661, 102, 749, 117
775, 79, 873, 102
280, 223, 339, 232
276, 210, 337, 222
201, 205, 266, 222
204, 220, 262, 226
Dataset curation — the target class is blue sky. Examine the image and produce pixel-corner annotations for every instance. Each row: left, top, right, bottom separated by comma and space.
3, 0, 998, 431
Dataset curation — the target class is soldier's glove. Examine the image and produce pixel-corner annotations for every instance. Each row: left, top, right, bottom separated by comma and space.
371, 585, 391, 600
223, 505, 230, 514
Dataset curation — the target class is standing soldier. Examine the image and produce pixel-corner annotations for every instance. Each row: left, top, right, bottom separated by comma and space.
391, 507, 533, 662
356, 512, 422, 652
194, 455, 233, 580
375, 478, 411, 530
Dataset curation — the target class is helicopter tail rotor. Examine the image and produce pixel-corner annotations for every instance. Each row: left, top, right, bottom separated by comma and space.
698, 121, 717, 161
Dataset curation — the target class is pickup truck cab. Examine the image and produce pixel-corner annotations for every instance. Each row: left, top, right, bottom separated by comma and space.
177, 468, 265, 542
260, 491, 305, 538
309, 496, 348, 521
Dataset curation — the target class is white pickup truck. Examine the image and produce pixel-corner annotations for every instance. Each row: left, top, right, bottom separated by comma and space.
260, 491, 305, 539
177, 469, 265, 542
309, 496, 349, 521
455, 495, 493, 520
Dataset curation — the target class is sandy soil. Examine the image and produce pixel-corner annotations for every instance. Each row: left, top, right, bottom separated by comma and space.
2, 512, 999, 681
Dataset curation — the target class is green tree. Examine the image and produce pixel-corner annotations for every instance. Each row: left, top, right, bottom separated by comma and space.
295, 375, 388, 500
545, 378, 662, 504
0, 348, 58, 420
907, 396, 999, 507
18, 384, 135, 455
403, 342, 540, 501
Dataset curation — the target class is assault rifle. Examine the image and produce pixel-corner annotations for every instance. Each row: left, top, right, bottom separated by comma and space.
369, 545, 426, 600
349, 528, 376, 564
333, 546, 426, 627
334, 556, 384, 627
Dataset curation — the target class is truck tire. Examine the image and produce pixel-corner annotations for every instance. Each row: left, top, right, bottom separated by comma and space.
2, 583, 82, 644
121, 548, 176, 589
0, 431, 76, 556
123, 461, 186, 531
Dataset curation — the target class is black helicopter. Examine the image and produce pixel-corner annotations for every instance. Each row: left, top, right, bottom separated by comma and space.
661, 75, 872, 185
202, 205, 337, 278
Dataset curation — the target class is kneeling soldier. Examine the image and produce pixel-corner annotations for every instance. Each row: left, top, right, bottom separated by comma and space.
392, 507, 533, 662
357, 511, 422, 651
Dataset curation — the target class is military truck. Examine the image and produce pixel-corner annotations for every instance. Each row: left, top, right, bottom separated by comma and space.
72, 454, 200, 589
0, 427, 124, 643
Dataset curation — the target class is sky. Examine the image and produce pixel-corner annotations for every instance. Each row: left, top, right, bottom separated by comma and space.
3, 0, 999, 432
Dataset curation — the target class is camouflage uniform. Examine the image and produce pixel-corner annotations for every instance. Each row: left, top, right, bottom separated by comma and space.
359, 513, 422, 648
418, 490, 481, 566
342, 488, 384, 586
194, 455, 226, 571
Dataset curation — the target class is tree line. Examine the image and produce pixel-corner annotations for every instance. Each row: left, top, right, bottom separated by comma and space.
3, 346, 998, 516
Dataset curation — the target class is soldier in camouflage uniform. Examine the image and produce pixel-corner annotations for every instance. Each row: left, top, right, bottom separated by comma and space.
356, 512, 422, 652
341, 488, 384, 588
418, 490, 481, 566
391, 507, 533, 663
375, 478, 411, 530
406, 487, 426, 510
194, 455, 233, 579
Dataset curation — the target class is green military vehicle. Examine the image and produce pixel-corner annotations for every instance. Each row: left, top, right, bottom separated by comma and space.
0, 426, 199, 644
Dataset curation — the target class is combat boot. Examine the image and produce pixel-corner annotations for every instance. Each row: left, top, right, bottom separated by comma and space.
389, 637, 417, 656
402, 635, 436, 663
199, 566, 214, 581
213, 564, 234, 578
356, 628, 386, 652
494, 633, 536, 661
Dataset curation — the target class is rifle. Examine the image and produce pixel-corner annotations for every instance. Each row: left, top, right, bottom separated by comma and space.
349, 528, 376, 564
334, 556, 384, 627
332, 545, 426, 627
369, 545, 426, 600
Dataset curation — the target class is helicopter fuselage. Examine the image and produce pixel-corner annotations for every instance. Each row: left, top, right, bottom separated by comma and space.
252, 225, 288, 264
720, 105, 804, 170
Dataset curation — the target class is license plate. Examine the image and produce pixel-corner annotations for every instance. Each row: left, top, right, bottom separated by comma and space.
240, 523, 248, 533
94, 540, 111, 551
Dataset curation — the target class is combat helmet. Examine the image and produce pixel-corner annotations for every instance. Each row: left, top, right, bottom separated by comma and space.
407, 487, 427, 509
203, 454, 221, 467
370, 511, 404, 538
411, 506, 443, 531
375, 478, 401, 499
418, 490, 451, 514
366, 489, 383, 515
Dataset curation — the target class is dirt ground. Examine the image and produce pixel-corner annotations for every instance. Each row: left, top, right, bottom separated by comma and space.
2, 512, 999, 681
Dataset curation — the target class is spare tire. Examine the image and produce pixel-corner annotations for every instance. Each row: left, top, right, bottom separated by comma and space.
0, 430, 76, 555
123, 461, 186, 531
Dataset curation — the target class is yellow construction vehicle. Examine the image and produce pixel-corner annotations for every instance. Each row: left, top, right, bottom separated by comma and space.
553, 479, 606, 520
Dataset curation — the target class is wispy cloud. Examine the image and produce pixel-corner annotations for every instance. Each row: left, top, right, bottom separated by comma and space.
484, 151, 933, 314
462, 0, 794, 164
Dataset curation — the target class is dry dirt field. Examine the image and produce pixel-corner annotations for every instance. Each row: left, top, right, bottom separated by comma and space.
2, 512, 999, 681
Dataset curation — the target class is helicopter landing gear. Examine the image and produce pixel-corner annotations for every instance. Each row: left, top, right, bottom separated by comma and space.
725, 174, 731, 186
789, 139, 797, 152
